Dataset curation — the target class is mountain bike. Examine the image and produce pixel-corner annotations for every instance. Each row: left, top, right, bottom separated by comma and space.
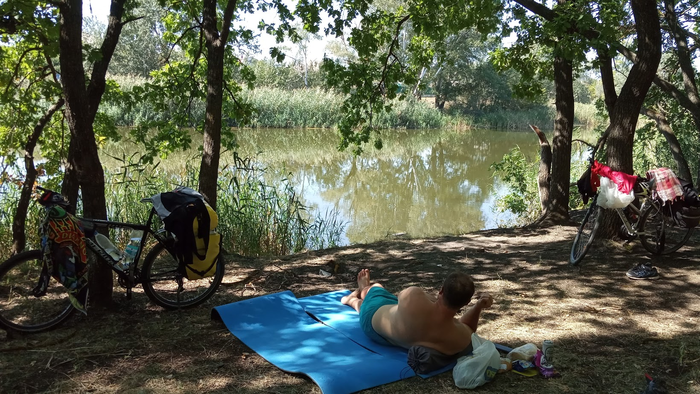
0, 187, 225, 333
570, 143, 695, 266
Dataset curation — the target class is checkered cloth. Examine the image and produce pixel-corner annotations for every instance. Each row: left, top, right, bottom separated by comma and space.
647, 168, 683, 202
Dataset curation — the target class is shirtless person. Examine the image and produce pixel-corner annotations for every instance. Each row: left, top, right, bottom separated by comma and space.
341, 268, 493, 355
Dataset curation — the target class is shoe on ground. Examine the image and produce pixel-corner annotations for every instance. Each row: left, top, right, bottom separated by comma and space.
626, 263, 659, 280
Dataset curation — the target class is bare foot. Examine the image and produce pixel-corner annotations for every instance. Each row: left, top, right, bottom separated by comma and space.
357, 269, 371, 295
341, 269, 371, 305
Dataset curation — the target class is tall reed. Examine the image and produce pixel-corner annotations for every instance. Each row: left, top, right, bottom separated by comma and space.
215, 155, 346, 256
0, 181, 45, 256
0, 154, 345, 262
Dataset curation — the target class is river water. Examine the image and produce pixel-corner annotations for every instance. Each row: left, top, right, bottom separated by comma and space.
230, 128, 538, 245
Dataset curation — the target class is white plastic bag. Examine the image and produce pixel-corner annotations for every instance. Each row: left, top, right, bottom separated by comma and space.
453, 333, 501, 389
597, 176, 635, 209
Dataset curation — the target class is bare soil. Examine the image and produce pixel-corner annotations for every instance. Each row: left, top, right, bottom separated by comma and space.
2, 223, 700, 394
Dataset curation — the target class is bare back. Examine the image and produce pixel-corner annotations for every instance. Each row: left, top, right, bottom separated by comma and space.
371, 287, 472, 355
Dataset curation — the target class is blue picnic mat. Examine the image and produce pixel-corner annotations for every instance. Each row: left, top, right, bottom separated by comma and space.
212, 291, 415, 394
299, 290, 455, 377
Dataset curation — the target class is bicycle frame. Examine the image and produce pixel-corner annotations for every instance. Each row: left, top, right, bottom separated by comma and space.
614, 197, 655, 240
79, 206, 174, 300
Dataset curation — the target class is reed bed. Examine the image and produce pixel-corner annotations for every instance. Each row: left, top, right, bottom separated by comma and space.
242, 87, 446, 130
101, 75, 602, 133
0, 155, 346, 262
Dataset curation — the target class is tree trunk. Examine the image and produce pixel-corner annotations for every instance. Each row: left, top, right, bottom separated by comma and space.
198, 0, 237, 209
435, 96, 445, 110
597, 48, 617, 116
12, 99, 65, 254
61, 137, 80, 214
606, 0, 661, 173
58, 0, 126, 307
600, 0, 662, 237
547, 53, 574, 223
640, 107, 692, 182
663, 0, 700, 185
529, 125, 552, 215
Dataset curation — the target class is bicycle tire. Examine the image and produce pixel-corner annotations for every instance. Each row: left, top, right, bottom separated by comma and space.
638, 203, 693, 254
141, 243, 224, 309
0, 250, 75, 333
570, 198, 602, 266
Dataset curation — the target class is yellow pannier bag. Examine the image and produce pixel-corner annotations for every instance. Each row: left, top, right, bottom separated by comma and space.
186, 232, 220, 279
186, 203, 220, 280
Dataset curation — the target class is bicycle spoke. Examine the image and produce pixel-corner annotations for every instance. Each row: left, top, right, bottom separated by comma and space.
0, 251, 74, 333
639, 203, 693, 254
570, 199, 601, 265
141, 243, 224, 309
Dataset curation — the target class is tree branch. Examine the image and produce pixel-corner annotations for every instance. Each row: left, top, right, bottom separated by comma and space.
4, 46, 42, 97
219, 0, 238, 45
86, 0, 127, 121
120, 16, 144, 27
375, 14, 411, 96
164, 25, 200, 63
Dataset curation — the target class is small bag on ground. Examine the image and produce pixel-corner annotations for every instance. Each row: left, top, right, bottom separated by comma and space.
150, 187, 221, 279
453, 333, 501, 389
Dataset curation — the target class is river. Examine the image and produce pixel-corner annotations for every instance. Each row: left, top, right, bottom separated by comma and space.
103, 127, 538, 246
230, 128, 538, 245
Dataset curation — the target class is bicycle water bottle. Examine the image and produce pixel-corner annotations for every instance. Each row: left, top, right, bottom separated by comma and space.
121, 230, 143, 270
94, 233, 123, 264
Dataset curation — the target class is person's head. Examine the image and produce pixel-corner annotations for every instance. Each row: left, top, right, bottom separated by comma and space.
439, 272, 475, 310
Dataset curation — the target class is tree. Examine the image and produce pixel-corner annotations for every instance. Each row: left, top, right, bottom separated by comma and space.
142, 0, 297, 208
429, 29, 514, 111
0, 0, 133, 306
58, 0, 135, 306
0, 3, 65, 254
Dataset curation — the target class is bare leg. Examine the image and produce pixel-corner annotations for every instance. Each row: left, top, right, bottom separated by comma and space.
341, 269, 379, 312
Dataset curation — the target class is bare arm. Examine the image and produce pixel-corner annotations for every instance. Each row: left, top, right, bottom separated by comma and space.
458, 292, 493, 332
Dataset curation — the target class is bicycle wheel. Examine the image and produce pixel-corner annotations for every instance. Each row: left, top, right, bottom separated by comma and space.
570, 198, 602, 266
141, 243, 224, 309
638, 203, 693, 254
0, 250, 75, 333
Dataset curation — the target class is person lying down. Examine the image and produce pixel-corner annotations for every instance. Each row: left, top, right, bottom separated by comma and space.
341, 269, 493, 359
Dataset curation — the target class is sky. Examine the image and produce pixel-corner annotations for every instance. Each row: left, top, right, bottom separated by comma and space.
82, 0, 332, 61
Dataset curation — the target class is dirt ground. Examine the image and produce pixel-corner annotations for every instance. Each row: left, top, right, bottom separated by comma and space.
1, 223, 699, 394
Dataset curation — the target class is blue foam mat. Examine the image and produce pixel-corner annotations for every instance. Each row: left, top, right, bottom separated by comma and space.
212, 291, 414, 394
298, 290, 406, 360
299, 290, 513, 376
299, 290, 456, 378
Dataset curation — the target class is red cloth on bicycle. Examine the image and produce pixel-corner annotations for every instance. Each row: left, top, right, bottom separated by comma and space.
646, 168, 683, 202
591, 161, 638, 194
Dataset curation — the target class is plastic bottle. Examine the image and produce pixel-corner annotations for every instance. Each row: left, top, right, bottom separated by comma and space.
94, 233, 123, 264
121, 230, 143, 271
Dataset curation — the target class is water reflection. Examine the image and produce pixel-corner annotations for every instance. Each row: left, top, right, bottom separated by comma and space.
234, 129, 537, 245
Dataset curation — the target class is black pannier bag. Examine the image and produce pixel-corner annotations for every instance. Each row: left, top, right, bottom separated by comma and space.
150, 187, 221, 279
665, 178, 700, 228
